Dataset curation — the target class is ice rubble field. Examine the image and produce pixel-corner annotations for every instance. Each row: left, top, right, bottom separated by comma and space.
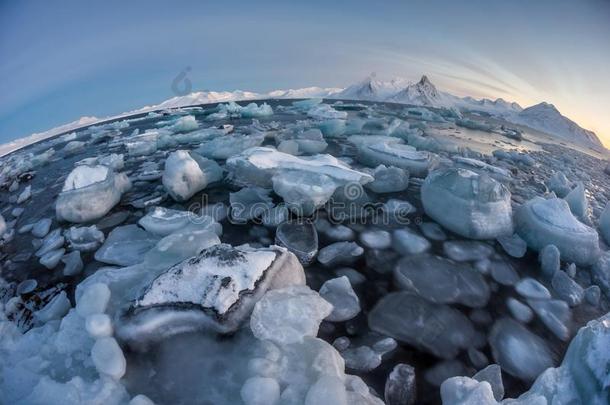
0, 99, 610, 405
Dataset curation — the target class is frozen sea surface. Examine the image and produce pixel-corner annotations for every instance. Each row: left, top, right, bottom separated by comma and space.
1, 99, 610, 404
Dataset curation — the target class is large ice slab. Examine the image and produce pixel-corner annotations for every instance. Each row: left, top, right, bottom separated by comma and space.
515, 197, 599, 266
56, 165, 131, 223
117, 244, 305, 345
352, 136, 436, 178
421, 168, 513, 239
226, 147, 373, 189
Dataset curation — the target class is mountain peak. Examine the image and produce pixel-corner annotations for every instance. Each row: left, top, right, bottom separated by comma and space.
419, 75, 431, 85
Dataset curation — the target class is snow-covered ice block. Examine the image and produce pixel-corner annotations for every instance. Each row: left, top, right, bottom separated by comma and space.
117, 244, 305, 345
368, 291, 475, 359
515, 197, 599, 266
226, 146, 373, 189
250, 285, 332, 345
421, 168, 513, 240
56, 165, 130, 223
162, 150, 223, 201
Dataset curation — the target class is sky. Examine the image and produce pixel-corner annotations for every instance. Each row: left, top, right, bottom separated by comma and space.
1, 0, 609, 145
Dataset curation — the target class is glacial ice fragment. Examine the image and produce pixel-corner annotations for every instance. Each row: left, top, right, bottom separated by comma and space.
421, 168, 513, 239
162, 150, 223, 201
56, 165, 131, 223
515, 197, 599, 266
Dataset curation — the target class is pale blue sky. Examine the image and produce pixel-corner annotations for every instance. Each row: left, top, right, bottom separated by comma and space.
1, 0, 609, 144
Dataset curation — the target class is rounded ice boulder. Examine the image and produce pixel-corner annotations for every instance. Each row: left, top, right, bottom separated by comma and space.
56, 165, 131, 223
421, 168, 513, 240
515, 197, 599, 266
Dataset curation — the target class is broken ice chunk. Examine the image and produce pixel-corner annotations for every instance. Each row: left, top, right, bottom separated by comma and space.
118, 244, 305, 345
91, 337, 126, 380
272, 170, 337, 216
62, 250, 84, 276
564, 181, 588, 221
394, 254, 490, 308
421, 168, 513, 240
65, 225, 105, 252
368, 291, 476, 359
318, 242, 364, 267
496, 233, 527, 258
548, 171, 572, 198
40, 248, 65, 269
230, 187, 274, 222
364, 165, 409, 193
138, 206, 200, 236
31, 218, 52, 238
56, 165, 131, 223
354, 137, 436, 178
162, 150, 223, 201
226, 147, 373, 189
385, 363, 416, 405
196, 132, 265, 160
250, 285, 332, 345
94, 225, 160, 266
515, 197, 599, 266
488, 318, 554, 381
392, 229, 431, 255
515, 278, 551, 300
275, 221, 318, 265
319, 276, 360, 322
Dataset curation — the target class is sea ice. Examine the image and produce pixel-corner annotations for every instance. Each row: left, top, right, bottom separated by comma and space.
275, 221, 319, 265
250, 285, 332, 345
598, 201, 610, 244
496, 233, 527, 258
138, 206, 198, 236
564, 181, 589, 221
162, 150, 223, 201
392, 229, 431, 255
118, 244, 305, 344
94, 224, 160, 266
319, 276, 360, 322
365, 165, 409, 193
56, 165, 131, 223
421, 168, 513, 239
230, 186, 274, 222
318, 241, 364, 267
195, 132, 265, 160
31, 217, 52, 238
515, 197, 599, 266
548, 171, 572, 198
354, 137, 436, 177
539, 244, 560, 277
65, 225, 105, 252
368, 292, 476, 359
272, 170, 337, 216
91, 337, 126, 380
226, 147, 373, 189
488, 318, 553, 381
394, 254, 490, 308
62, 250, 84, 276
385, 363, 416, 405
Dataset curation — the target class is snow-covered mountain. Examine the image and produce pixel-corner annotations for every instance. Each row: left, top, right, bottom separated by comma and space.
0, 116, 100, 157
2, 75, 603, 156
386, 75, 446, 106
514, 102, 602, 148
334, 75, 409, 101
